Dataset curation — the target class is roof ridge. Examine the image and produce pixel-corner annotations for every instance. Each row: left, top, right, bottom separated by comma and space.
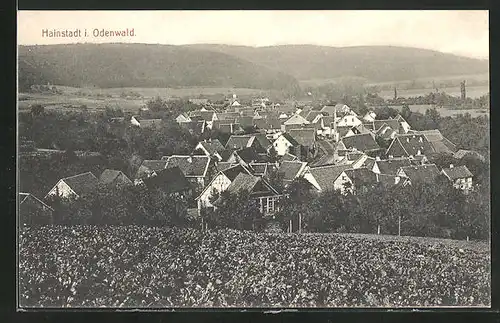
63, 171, 95, 180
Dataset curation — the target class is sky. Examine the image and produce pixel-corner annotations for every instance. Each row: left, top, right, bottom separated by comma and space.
18, 10, 489, 59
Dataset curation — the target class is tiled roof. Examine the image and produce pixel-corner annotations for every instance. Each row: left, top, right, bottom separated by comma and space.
233, 147, 261, 163
198, 139, 225, 155
278, 161, 307, 181
225, 173, 260, 194
399, 164, 440, 184
281, 152, 298, 162
216, 162, 238, 172
141, 160, 168, 172
341, 133, 380, 152
376, 158, 413, 175
179, 120, 205, 135
281, 133, 300, 146
394, 134, 435, 156
248, 163, 269, 176
308, 164, 352, 191
62, 172, 98, 196
139, 119, 163, 128
418, 129, 457, 154
225, 135, 255, 150
305, 111, 324, 123
164, 155, 210, 177
454, 149, 485, 162
99, 169, 131, 186
142, 167, 192, 194
442, 165, 473, 180
236, 116, 254, 128
287, 128, 316, 147
253, 117, 282, 130
254, 133, 271, 149
344, 168, 379, 188
222, 164, 253, 181
19, 192, 54, 210
376, 173, 400, 187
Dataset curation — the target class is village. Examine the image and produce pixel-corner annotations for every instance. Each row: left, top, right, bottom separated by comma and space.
19, 92, 481, 232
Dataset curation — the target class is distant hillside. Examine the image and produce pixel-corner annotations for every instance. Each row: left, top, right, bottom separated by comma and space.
186, 44, 489, 82
18, 44, 301, 92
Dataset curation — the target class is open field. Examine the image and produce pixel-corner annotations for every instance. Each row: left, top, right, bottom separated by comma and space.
18, 86, 275, 112
376, 104, 490, 118
19, 226, 490, 308
378, 85, 489, 100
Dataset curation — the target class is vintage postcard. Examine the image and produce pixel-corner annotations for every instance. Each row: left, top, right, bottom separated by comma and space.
17, 10, 490, 308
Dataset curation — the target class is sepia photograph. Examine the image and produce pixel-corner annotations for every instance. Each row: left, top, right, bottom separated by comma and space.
17, 10, 490, 308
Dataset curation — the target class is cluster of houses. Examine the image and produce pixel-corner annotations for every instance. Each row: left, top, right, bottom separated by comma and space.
20, 96, 479, 225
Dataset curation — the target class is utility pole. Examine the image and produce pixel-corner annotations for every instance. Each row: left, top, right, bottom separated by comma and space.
377, 224, 381, 235
289, 219, 292, 233
298, 213, 302, 234
398, 216, 401, 236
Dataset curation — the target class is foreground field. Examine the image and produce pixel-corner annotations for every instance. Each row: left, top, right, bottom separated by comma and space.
19, 226, 490, 308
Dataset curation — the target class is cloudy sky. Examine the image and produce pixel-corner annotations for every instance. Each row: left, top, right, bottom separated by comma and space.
18, 10, 489, 59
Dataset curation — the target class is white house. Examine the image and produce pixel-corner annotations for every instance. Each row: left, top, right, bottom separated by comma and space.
176, 113, 192, 124
441, 164, 473, 191
45, 172, 98, 200
337, 114, 363, 128
363, 111, 377, 122
273, 133, 299, 156
283, 114, 310, 127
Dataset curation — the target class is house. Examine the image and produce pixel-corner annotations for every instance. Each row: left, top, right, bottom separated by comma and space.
253, 118, 282, 136
216, 162, 239, 172
338, 133, 380, 153
283, 114, 310, 127
339, 152, 370, 169
337, 168, 379, 194
189, 98, 210, 106
131, 116, 163, 129
317, 116, 336, 137
372, 158, 414, 175
320, 104, 352, 116
287, 128, 317, 155
305, 111, 325, 124
375, 123, 398, 141
337, 114, 363, 128
175, 113, 192, 124
418, 129, 457, 154
277, 161, 308, 185
99, 169, 133, 188
236, 116, 255, 129
394, 114, 411, 134
363, 111, 377, 122
179, 120, 206, 136
141, 167, 192, 198
194, 139, 225, 160
219, 112, 242, 121
273, 133, 300, 157
248, 162, 274, 177
396, 164, 441, 185
45, 172, 98, 200
307, 164, 352, 192
225, 135, 266, 153
135, 160, 168, 182
19, 192, 54, 225
376, 173, 406, 188
281, 152, 298, 162
441, 164, 473, 191
212, 121, 244, 134
163, 155, 212, 190
213, 173, 282, 216
198, 111, 218, 129
196, 164, 254, 210
386, 134, 435, 158
227, 147, 265, 166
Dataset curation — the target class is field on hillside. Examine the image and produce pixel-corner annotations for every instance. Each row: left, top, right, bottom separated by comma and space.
19, 226, 490, 308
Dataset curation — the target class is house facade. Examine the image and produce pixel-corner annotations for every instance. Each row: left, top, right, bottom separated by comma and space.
441, 165, 473, 191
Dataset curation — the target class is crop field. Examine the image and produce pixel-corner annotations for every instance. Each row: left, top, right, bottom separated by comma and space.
19, 226, 490, 308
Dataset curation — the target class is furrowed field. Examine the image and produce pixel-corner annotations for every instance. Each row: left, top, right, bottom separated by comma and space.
19, 226, 490, 308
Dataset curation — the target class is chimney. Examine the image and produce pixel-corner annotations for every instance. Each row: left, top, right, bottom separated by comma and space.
187, 156, 193, 163
375, 156, 381, 161
395, 176, 400, 184
450, 164, 454, 168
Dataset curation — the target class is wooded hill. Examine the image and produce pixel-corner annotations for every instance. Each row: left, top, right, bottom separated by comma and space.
19, 43, 488, 92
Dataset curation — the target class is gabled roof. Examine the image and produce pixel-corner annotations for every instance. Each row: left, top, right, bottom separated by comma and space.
399, 164, 440, 184
376, 158, 413, 175
281, 152, 298, 162
197, 139, 225, 155
283, 114, 310, 125
19, 192, 54, 211
344, 168, 379, 188
179, 120, 205, 135
99, 169, 132, 186
253, 117, 282, 130
248, 163, 269, 176
225, 173, 261, 194
375, 123, 397, 140
376, 173, 401, 188
61, 172, 98, 196
232, 147, 261, 163
368, 119, 401, 133
222, 164, 253, 181
418, 129, 457, 154
310, 153, 336, 167
391, 134, 435, 157
216, 162, 239, 172
305, 111, 324, 123
142, 167, 192, 194
217, 149, 234, 162
308, 164, 352, 191
341, 133, 380, 152
442, 165, 473, 181
225, 135, 255, 150
287, 128, 316, 147
218, 112, 241, 120
280, 133, 299, 146
199, 110, 217, 121
361, 156, 377, 170
253, 133, 271, 149
164, 155, 211, 178
346, 152, 366, 162
278, 161, 307, 182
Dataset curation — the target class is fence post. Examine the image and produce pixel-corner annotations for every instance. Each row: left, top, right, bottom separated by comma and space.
289, 219, 292, 233
398, 216, 401, 236
377, 225, 380, 235
298, 213, 302, 234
